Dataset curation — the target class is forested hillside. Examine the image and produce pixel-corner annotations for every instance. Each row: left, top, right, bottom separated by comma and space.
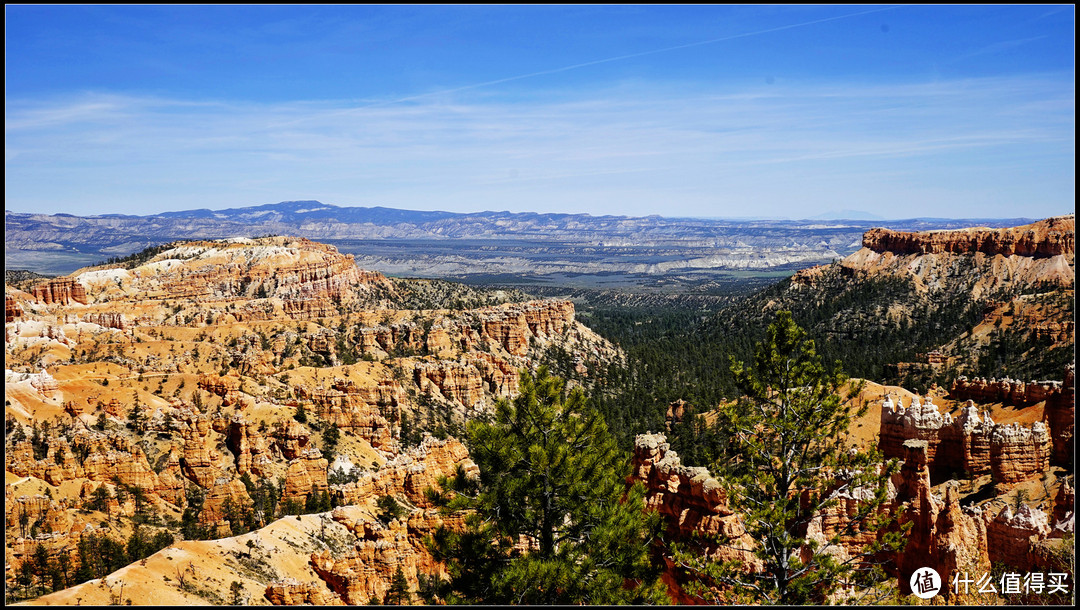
580, 216, 1075, 466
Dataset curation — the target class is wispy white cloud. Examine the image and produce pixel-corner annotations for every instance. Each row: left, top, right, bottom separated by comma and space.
4, 74, 1074, 219
955, 35, 1050, 61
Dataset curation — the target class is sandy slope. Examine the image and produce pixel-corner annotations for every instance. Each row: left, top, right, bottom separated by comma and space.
18, 510, 364, 606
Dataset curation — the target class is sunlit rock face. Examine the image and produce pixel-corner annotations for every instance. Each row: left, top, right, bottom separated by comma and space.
862, 215, 1074, 257
31, 278, 87, 306
879, 395, 1052, 486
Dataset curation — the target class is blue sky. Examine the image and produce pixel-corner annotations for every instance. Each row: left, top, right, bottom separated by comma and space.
5, 5, 1075, 219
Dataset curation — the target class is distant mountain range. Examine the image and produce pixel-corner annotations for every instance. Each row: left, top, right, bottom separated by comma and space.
4, 201, 1037, 280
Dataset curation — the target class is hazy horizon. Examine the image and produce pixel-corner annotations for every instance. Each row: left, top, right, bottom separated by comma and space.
6, 5, 1075, 220
3, 198, 1061, 223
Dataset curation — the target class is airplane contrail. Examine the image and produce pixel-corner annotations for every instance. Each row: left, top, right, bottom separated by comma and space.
375, 5, 903, 106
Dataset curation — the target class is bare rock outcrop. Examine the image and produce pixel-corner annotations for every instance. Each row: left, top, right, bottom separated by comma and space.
630, 433, 760, 602
179, 415, 225, 489
265, 579, 342, 605
310, 508, 456, 604
5, 431, 182, 505
334, 436, 476, 509
474, 299, 576, 356
199, 478, 254, 534
226, 416, 275, 476
298, 377, 403, 450
275, 419, 311, 460
413, 360, 485, 409
989, 422, 1052, 485
1052, 478, 1074, 529
1043, 364, 1075, 465
81, 311, 128, 330
6, 293, 24, 323
931, 484, 991, 600
950, 375, 1064, 407
5, 492, 74, 536
863, 215, 1075, 257
986, 504, 1052, 573
31, 278, 87, 305
880, 395, 1051, 485
279, 448, 329, 508
29, 369, 62, 402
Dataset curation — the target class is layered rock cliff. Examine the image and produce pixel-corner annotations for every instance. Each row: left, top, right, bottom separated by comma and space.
30, 278, 87, 306
862, 215, 1074, 257
879, 395, 1051, 485
70, 237, 394, 306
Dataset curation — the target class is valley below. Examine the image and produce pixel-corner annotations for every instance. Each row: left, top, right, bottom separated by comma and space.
4, 201, 1037, 289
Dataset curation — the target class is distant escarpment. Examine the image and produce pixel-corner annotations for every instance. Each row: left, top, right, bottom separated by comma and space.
65, 236, 396, 305
863, 215, 1074, 257
707, 216, 1074, 387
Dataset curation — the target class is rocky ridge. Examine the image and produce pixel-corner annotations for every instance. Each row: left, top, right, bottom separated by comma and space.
751, 216, 1076, 386
862, 215, 1074, 257
5, 235, 617, 601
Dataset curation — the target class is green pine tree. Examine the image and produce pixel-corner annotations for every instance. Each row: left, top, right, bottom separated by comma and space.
675, 311, 905, 604
427, 366, 666, 605
385, 566, 411, 605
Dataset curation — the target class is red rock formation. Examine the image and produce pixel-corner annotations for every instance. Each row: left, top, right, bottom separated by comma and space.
949, 370, 1069, 408
226, 417, 275, 476
863, 215, 1074, 257
989, 422, 1052, 485
5, 493, 74, 535
102, 398, 124, 417
275, 419, 311, 460
31, 278, 87, 305
425, 324, 454, 355
931, 484, 991, 602
82, 311, 128, 330
893, 440, 941, 594
310, 506, 461, 604
986, 504, 1052, 573
279, 448, 329, 508
1052, 478, 1073, 529
465, 352, 520, 398
1044, 364, 1074, 465
334, 437, 477, 509
197, 374, 241, 397
879, 395, 1051, 485
5, 431, 182, 505
199, 478, 254, 533
156, 445, 187, 505
6, 524, 93, 584
81, 444, 162, 494
665, 400, 687, 431
413, 360, 485, 408
630, 433, 760, 603
6, 294, 23, 323
180, 416, 224, 488
297, 377, 404, 450
265, 579, 342, 605
473, 299, 576, 356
